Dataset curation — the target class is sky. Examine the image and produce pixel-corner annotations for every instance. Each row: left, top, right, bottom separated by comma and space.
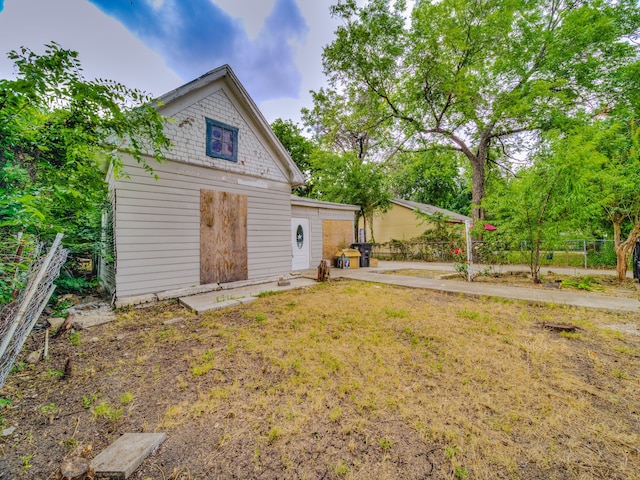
0, 0, 341, 123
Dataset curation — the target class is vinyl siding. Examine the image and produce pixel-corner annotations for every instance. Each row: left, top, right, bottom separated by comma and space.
112, 156, 292, 299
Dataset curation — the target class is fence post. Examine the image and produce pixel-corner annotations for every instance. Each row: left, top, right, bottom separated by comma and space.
465, 220, 473, 282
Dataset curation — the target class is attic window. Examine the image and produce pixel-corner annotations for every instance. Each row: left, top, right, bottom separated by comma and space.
206, 118, 238, 162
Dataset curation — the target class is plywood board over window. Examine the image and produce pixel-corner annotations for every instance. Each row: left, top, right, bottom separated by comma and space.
200, 189, 248, 284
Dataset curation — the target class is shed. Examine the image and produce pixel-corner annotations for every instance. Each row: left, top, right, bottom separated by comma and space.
99, 65, 309, 305
290, 196, 360, 269
360, 198, 471, 244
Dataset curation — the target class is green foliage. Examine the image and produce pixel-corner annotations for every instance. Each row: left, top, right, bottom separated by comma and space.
0, 42, 170, 259
309, 150, 390, 241
390, 150, 470, 214
271, 118, 315, 196
485, 126, 604, 281
561, 276, 604, 291
92, 401, 123, 422
0, 233, 38, 304
323, 0, 640, 217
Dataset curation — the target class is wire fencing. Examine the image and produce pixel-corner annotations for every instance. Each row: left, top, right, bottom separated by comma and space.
0, 233, 68, 389
372, 238, 618, 269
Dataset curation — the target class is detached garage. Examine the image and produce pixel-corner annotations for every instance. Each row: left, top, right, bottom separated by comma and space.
100, 65, 315, 305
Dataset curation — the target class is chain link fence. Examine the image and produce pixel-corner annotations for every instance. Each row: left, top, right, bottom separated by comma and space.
0, 233, 68, 389
372, 238, 617, 269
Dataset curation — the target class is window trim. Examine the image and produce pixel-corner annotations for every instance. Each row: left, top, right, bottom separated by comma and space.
205, 117, 238, 162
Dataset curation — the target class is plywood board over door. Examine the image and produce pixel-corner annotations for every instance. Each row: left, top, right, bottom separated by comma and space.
200, 189, 248, 284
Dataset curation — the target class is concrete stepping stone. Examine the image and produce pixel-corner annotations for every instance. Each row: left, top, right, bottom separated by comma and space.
90, 432, 166, 479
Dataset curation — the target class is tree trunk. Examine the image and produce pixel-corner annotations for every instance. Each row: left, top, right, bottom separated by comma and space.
470, 155, 485, 221
613, 219, 640, 281
615, 247, 629, 281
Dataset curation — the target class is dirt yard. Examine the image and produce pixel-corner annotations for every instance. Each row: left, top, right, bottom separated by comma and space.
1, 279, 639, 479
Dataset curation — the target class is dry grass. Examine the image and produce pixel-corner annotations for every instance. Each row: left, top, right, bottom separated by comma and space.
2, 280, 640, 479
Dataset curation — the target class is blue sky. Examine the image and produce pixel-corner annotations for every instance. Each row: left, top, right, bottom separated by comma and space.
0, 0, 339, 122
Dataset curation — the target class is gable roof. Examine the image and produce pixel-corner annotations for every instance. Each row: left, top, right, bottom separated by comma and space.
392, 199, 471, 223
155, 64, 306, 187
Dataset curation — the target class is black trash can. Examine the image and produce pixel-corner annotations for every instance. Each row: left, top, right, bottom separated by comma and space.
351, 243, 372, 268
633, 240, 640, 281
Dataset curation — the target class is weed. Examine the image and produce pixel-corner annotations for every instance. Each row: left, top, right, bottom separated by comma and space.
384, 307, 408, 318
454, 465, 470, 479
456, 309, 479, 320
256, 290, 281, 298
560, 331, 583, 340
561, 276, 604, 291
120, 392, 133, 405
20, 454, 32, 471
11, 361, 25, 373
328, 407, 342, 423
267, 427, 280, 444
62, 437, 79, 450
255, 313, 267, 323
612, 368, 627, 379
445, 445, 458, 458
190, 349, 216, 377
52, 299, 73, 317
40, 403, 58, 416
0, 397, 11, 407
379, 437, 394, 451
45, 369, 63, 380
92, 402, 123, 422
333, 460, 350, 475
81, 393, 98, 410
69, 331, 81, 346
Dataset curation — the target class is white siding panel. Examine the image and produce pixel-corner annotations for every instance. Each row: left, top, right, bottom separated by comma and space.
113, 156, 293, 299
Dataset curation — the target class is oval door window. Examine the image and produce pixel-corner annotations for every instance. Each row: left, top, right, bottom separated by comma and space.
296, 225, 304, 249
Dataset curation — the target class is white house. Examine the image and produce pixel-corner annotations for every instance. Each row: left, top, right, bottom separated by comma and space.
100, 65, 357, 305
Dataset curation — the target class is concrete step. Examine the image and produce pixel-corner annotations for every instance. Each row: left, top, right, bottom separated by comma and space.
90, 432, 166, 479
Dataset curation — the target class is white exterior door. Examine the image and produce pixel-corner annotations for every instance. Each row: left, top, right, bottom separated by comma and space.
291, 218, 310, 270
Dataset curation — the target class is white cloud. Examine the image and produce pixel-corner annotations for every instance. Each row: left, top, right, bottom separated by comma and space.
0, 0, 183, 97
257, 1, 338, 123
211, 0, 276, 40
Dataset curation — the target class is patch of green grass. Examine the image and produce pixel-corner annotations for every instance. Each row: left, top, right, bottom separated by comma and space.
384, 306, 408, 318
256, 290, 282, 298
45, 369, 63, 380
81, 392, 99, 410
267, 427, 281, 444
190, 349, 217, 377
20, 454, 32, 471
69, 331, 81, 346
255, 313, 268, 323
456, 308, 479, 320
92, 402, 123, 423
333, 460, 350, 475
561, 276, 604, 291
379, 437, 393, 451
120, 392, 133, 405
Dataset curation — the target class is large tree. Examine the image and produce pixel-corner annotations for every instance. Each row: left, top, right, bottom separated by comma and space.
271, 118, 316, 197
309, 149, 390, 242
591, 120, 640, 280
0, 43, 170, 254
323, 0, 640, 219
485, 128, 602, 282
